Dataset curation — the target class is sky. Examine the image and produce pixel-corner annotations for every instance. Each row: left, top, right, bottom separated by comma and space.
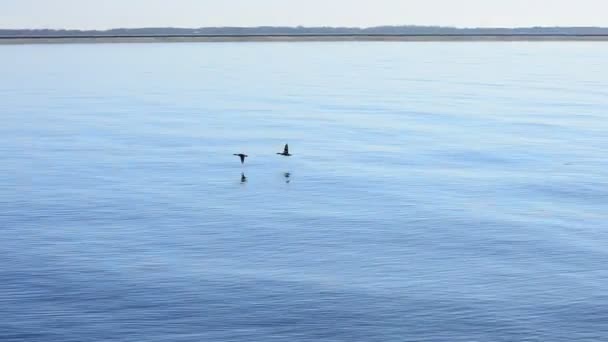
2, 0, 608, 29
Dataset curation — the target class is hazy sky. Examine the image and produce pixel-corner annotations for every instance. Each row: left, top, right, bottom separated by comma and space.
2, 0, 608, 29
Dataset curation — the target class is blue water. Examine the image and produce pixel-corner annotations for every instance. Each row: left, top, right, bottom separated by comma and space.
1, 42, 608, 341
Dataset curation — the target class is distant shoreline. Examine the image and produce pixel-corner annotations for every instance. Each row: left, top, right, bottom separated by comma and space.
2, 34, 608, 44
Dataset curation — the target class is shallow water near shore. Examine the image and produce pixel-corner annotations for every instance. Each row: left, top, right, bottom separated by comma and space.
1, 42, 608, 341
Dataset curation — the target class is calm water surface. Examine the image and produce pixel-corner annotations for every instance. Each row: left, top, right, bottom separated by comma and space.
1, 42, 608, 341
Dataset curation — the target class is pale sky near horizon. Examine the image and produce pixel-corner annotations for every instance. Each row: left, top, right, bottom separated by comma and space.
2, 0, 607, 29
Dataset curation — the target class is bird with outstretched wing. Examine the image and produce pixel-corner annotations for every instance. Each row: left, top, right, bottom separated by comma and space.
277, 144, 291, 156
233, 153, 248, 164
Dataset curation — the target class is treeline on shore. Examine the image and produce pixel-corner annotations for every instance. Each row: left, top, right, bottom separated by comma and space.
2, 26, 608, 37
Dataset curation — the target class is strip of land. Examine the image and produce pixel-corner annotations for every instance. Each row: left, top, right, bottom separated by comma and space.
2, 34, 608, 45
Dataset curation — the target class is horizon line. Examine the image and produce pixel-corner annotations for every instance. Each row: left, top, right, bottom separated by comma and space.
3, 25, 608, 31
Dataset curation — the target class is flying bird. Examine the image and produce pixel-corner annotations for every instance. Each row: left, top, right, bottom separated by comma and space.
233, 153, 248, 164
276, 144, 292, 156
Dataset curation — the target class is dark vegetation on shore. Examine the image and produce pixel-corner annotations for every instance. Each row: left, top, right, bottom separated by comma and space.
2, 26, 608, 37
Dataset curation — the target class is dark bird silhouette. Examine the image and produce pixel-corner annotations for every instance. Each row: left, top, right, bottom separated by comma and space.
233, 153, 248, 164
241, 172, 247, 183
276, 144, 292, 156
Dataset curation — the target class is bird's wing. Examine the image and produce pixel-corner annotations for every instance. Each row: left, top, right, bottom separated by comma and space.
284, 144, 289, 154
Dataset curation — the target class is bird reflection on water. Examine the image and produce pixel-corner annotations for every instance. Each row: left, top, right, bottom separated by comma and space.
284, 172, 291, 184
240, 173, 247, 184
